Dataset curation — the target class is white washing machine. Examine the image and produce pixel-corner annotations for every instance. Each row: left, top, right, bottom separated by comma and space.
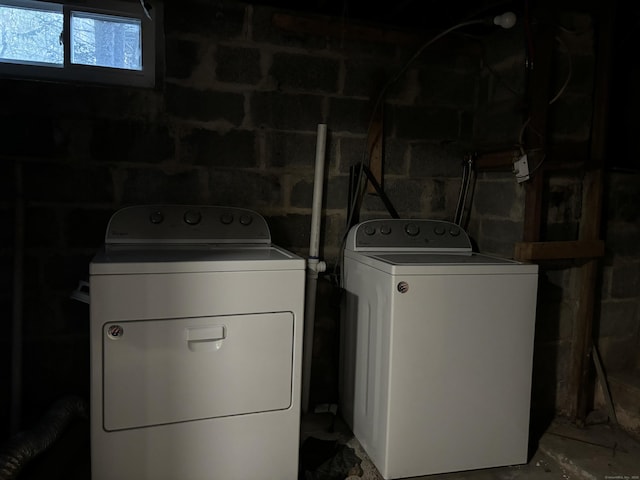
340, 219, 538, 479
89, 205, 305, 480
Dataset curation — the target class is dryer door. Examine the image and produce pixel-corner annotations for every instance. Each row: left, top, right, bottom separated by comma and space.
102, 312, 294, 431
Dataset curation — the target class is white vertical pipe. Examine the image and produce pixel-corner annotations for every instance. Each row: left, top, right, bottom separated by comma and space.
301, 124, 327, 414
308, 124, 327, 258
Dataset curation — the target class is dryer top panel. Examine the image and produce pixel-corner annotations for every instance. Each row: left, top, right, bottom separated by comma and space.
104, 205, 271, 245
345, 219, 472, 253
91, 244, 304, 275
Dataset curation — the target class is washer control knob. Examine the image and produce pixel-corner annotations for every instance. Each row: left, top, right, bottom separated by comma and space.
404, 223, 420, 236
364, 225, 376, 236
434, 225, 446, 235
239, 214, 253, 226
220, 213, 234, 225
149, 211, 164, 224
450, 227, 461, 237
380, 225, 392, 235
184, 210, 202, 225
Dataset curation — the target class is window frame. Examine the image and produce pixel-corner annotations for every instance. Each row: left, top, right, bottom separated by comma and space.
0, 0, 157, 87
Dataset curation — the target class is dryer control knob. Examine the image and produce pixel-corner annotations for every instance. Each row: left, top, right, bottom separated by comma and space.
220, 213, 234, 225
434, 225, 446, 235
380, 225, 392, 235
184, 210, 202, 225
450, 227, 461, 237
239, 214, 253, 226
364, 225, 376, 236
149, 211, 164, 224
405, 223, 420, 236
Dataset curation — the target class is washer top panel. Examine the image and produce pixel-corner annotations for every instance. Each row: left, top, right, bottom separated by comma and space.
105, 205, 270, 245
344, 250, 537, 275
345, 219, 472, 253
369, 253, 514, 265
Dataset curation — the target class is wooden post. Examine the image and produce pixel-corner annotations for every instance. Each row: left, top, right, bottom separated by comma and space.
568, 0, 613, 421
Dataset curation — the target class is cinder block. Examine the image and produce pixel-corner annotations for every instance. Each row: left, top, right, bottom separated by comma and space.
24, 162, 114, 203
121, 168, 206, 204
266, 214, 312, 250
251, 5, 327, 50
416, 68, 476, 107
90, 119, 175, 163
216, 45, 262, 85
270, 53, 339, 93
393, 105, 460, 140
251, 92, 323, 131
477, 218, 524, 257
165, 83, 245, 124
264, 131, 318, 168
598, 299, 639, 338
409, 142, 466, 177
328, 97, 371, 134
473, 180, 520, 218
611, 264, 640, 299
207, 169, 282, 208
291, 175, 348, 210
165, 1, 245, 38
343, 58, 396, 98
166, 38, 200, 80
181, 129, 257, 167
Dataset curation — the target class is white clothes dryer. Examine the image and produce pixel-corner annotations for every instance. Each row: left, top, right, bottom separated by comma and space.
340, 219, 538, 479
89, 205, 305, 480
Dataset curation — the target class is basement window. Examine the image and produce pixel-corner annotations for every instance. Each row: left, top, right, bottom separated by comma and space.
0, 0, 156, 87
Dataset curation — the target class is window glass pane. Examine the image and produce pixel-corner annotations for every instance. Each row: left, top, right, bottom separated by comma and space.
71, 11, 141, 70
0, 4, 63, 65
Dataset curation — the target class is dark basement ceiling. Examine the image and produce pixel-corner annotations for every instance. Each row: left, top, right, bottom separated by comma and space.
245, 0, 523, 30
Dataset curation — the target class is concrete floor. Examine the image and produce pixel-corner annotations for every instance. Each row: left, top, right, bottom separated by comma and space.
301, 411, 640, 480
8, 411, 640, 479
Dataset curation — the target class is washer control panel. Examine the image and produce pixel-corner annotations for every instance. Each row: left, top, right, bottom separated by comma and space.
105, 205, 271, 244
347, 219, 472, 252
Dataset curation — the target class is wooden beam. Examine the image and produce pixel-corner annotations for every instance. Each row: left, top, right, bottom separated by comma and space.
272, 12, 425, 47
475, 143, 589, 172
271, 13, 482, 53
514, 240, 605, 261
569, 0, 613, 424
475, 150, 519, 171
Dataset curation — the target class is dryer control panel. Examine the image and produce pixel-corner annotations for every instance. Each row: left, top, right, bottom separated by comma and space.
105, 205, 271, 244
346, 219, 472, 252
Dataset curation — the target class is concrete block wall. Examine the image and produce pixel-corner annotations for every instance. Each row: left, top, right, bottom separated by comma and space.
0, 0, 487, 431
1, 0, 638, 435
599, 173, 640, 371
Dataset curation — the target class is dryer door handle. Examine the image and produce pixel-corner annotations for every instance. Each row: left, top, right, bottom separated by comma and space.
186, 325, 226, 351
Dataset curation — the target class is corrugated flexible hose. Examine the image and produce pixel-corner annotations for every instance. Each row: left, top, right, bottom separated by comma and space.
0, 395, 88, 480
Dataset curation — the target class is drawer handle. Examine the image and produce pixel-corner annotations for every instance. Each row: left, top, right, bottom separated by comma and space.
186, 326, 225, 351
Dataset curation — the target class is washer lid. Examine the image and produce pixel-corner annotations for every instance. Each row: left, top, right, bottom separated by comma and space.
91, 244, 305, 275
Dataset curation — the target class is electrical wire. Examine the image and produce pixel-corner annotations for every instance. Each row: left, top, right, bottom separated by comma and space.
333, 18, 489, 284
459, 155, 474, 226
549, 35, 572, 105
139, 0, 152, 20
454, 159, 469, 225
516, 34, 572, 180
